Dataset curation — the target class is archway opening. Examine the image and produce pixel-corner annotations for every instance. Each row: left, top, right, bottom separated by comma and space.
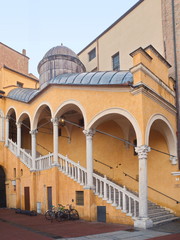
55, 104, 85, 165
147, 118, 176, 205
20, 114, 31, 153
0, 167, 6, 208
91, 113, 139, 192
36, 106, 53, 156
9, 111, 17, 143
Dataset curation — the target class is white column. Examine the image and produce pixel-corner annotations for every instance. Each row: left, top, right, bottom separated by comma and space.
83, 129, 95, 189
16, 122, 22, 157
5, 116, 10, 147
134, 145, 153, 229
30, 129, 38, 171
51, 118, 59, 166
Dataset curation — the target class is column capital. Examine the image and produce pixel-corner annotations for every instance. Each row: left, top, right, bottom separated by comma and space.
29, 129, 38, 135
6, 115, 10, 120
51, 117, 59, 125
83, 129, 96, 137
170, 155, 177, 165
135, 145, 151, 160
16, 121, 22, 127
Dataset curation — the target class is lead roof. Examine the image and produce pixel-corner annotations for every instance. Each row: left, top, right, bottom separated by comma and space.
7, 71, 133, 103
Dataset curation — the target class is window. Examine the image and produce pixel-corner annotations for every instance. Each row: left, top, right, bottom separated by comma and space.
17, 81, 23, 88
88, 48, 96, 61
13, 168, 16, 178
112, 52, 120, 71
76, 191, 84, 206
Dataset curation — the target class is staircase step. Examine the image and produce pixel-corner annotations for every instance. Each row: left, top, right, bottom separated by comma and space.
153, 217, 179, 225
148, 208, 167, 214
151, 213, 175, 222
149, 211, 171, 218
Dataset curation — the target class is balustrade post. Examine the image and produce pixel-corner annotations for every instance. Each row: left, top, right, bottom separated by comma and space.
16, 122, 22, 157
107, 185, 112, 203
77, 162, 81, 183
122, 186, 127, 213
116, 191, 121, 209
30, 129, 38, 171
83, 129, 96, 189
5, 115, 10, 147
134, 145, 153, 229
103, 175, 107, 201
51, 118, 59, 166
112, 188, 117, 206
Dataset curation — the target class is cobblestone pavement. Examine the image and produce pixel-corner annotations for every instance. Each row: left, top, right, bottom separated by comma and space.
0, 208, 179, 240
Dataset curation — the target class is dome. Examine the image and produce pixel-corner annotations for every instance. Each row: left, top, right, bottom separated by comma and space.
43, 45, 77, 59
38, 44, 86, 89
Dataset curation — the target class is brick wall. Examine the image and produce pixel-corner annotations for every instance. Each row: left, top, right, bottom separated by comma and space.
162, 0, 180, 85
0, 43, 29, 75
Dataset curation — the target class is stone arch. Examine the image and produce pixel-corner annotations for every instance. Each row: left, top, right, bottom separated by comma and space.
145, 114, 177, 157
54, 99, 87, 128
6, 106, 17, 117
32, 102, 53, 130
17, 111, 32, 125
6, 107, 17, 143
87, 108, 142, 146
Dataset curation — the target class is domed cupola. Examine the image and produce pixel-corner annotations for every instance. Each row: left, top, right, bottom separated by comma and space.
38, 44, 86, 88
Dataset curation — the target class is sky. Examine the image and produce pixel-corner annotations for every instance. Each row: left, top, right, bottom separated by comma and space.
1, 0, 138, 76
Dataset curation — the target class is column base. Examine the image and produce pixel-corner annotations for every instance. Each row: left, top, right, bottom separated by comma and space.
134, 217, 153, 229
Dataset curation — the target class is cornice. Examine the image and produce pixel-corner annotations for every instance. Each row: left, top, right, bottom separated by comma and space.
131, 85, 176, 115
130, 63, 175, 97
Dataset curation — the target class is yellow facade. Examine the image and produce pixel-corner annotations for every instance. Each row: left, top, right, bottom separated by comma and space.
0, 41, 179, 230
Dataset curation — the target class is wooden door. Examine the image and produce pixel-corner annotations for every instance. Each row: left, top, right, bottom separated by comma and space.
24, 187, 30, 210
47, 187, 52, 210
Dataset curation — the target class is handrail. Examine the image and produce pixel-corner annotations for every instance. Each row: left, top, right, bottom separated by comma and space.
37, 142, 51, 153
123, 172, 180, 204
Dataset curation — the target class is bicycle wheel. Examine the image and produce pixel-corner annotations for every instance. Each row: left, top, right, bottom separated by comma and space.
69, 209, 79, 220
45, 210, 55, 221
56, 210, 65, 222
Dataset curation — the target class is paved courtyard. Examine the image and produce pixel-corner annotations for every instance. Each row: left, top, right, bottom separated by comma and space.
0, 208, 179, 240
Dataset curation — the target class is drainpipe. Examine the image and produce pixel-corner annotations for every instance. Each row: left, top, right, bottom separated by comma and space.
172, 0, 180, 169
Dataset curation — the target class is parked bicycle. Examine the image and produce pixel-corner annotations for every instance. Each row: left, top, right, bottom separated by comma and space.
45, 205, 60, 222
57, 204, 79, 221
67, 204, 79, 220
45, 204, 79, 222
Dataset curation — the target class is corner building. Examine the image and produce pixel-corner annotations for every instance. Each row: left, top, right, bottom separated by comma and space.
0, 1, 180, 230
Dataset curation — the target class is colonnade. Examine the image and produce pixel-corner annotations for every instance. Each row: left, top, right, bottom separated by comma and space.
5, 115, 154, 228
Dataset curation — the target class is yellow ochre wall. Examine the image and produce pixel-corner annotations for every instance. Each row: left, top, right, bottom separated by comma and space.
0, 46, 179, 225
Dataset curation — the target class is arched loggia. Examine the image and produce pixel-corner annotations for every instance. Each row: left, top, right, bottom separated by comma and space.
83, 108, 142, 189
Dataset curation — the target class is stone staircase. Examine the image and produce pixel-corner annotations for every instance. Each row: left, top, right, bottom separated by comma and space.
7, 141, 179, 226
148, 201, 179, 225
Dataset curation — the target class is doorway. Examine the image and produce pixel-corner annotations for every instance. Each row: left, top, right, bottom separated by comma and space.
24, 187, 30, 210
47, 187, 52, 210
0, 167, 6, 208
